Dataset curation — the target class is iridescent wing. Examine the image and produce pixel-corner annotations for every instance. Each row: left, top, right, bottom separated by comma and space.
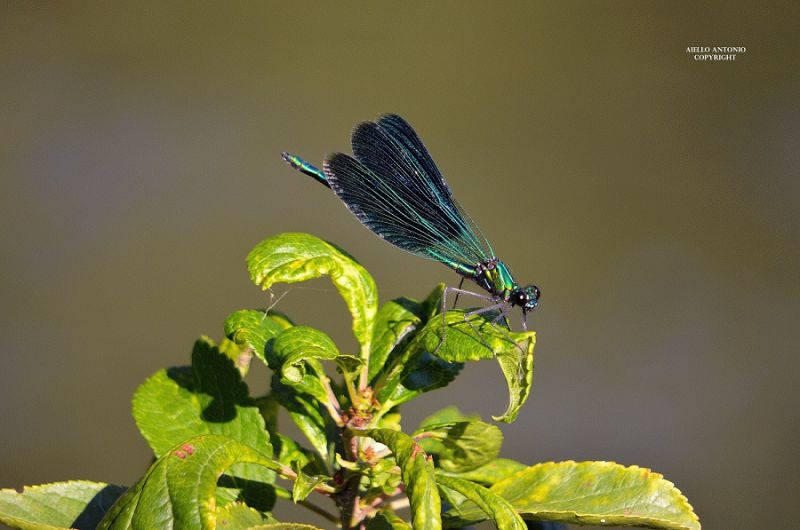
323, 114, 495, 271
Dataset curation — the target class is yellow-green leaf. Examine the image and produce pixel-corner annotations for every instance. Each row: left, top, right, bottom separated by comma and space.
414, 420, 503, 472
0, 481, 125, 530
98, 435, 285, 530
247, 233, 377, 354
224, 310, 288, 367
386, 310, 535, 422
215, 502, 277, 529
436, 474, 526, 530
131, 337, 275, 509
444, 461, 700, 530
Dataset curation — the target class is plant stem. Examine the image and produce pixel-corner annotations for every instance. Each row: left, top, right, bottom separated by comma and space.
343, 373, 359, 409
358, 341, 371, 392
319, 374, 345, 426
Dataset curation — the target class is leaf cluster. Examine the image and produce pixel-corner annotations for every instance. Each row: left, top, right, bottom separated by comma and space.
0, 233, 700, 530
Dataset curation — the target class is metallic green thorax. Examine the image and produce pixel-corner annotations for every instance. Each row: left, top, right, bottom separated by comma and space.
445, 258, 518, 302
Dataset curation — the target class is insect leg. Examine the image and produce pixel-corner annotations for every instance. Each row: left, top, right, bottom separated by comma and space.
434, 286, 496, 356
451, 277, 466, 309
261, 287, 291, 322
462, 302, 507, 354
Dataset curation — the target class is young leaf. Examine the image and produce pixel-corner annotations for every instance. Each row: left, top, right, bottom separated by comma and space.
274, 326, 363, 384
435, 474, 526, 530
444, 461, 701, 530
224, 309, 288, 366
247, 232, 378, 353
216, 502, 278, 529
271, 326, 361, 424
132, 337, 275, 508
290, 462, 330, 503
0, 481, 126, 530
98, 435, 287, 530
414, 421, 503, 472
354, 429, 442, 530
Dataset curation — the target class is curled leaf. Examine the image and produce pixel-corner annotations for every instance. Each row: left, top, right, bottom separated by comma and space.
224, 309, 289, 366
379, 310, 535, 422
247, 233, 377, 354
272, 326, 362, 405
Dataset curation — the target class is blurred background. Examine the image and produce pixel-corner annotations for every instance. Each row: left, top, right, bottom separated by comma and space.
1, 3, 798, 529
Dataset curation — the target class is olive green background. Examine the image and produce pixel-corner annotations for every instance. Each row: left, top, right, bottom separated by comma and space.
1, 3, 797, 529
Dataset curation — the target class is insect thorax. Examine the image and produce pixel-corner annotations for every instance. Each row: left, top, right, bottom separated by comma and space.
472, 259, 517, 301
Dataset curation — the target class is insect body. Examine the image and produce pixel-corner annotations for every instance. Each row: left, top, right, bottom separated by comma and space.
282, 114, 540, 329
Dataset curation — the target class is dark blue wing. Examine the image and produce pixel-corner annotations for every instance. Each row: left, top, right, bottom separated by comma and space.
322, 115, 494, 270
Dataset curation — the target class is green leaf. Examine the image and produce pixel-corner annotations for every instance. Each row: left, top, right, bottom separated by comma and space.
215, 502, 277, 529
366, 509, 412, 530
224, 310, 288, 366
249, 523, 322, 530
419, 283, 446, 321
404, 310, 535, 423
414, 421, 503, 472
442, 458, 527, 486
0, 481, 126, 530
355, 429, 441, 530
368, 298, 422, 381
271, 433, 323, 474
273, 326, 362, 392
493, 335, 535, 423
216, 337, 253, 376
270, 326, 360, 428
247, 232, 378, 354
444, 461, 701, 530
98, 435, 285, 530
375, 351, 463, 410
418, 406, 480, 429
270, 376, 332, 462
436, 474, 526, 530
290, 462, 329, 503
132, 337, 275, 509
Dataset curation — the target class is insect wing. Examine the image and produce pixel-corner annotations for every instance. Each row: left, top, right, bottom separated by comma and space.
323, 116, 494, 269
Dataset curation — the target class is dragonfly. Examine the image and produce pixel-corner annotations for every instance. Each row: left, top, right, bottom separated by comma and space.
281, 114, 540, 336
